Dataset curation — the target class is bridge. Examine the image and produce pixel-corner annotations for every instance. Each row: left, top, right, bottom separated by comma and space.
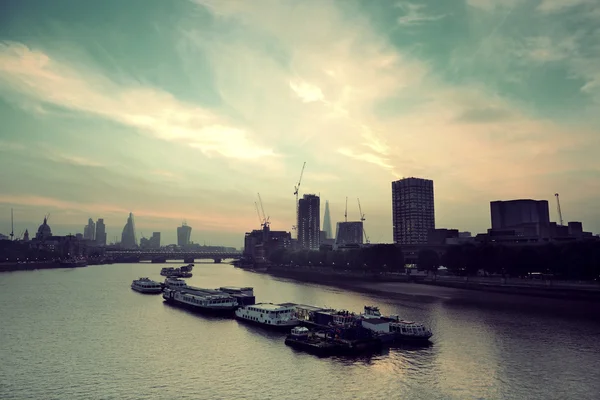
104, 250, 242, 263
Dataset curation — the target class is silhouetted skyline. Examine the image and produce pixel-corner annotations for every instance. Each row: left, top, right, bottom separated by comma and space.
1, 0, 599, 247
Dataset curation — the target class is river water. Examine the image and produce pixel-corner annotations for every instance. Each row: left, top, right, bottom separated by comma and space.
1, 263, 599, 400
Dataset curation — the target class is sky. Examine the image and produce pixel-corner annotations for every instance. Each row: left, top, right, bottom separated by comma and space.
0, 0, 599, 247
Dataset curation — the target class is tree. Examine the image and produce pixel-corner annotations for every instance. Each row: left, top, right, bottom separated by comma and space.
417, 249, 440, 275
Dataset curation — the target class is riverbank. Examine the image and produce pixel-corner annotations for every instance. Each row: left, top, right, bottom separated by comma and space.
0, 262, 61, 272
259, 266, 600, 302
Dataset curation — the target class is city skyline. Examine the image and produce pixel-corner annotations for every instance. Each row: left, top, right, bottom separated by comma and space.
1, 0, 600, 247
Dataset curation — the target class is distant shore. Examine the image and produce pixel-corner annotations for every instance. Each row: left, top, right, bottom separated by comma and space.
256, 265, 600, 302
0, 262, 61, 272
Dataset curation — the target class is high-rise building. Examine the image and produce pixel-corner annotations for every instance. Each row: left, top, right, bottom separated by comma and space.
335, 221, 363, 246
83, 218, 95, 241
392, 177, 435, 245
149, 232, 161, 248
95, 218, 106, 246
323, 200, 332, 239
298, 194, 320, 250
177, 223, 192, 247
121, 213, 137, 248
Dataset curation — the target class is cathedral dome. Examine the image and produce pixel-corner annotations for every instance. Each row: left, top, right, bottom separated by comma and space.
36, 217, 52, 240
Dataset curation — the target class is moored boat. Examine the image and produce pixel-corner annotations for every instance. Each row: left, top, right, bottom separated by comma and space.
360, 306, 432, 343
162, 277, 188, 289
218, 286, 256, 306
131, 277, 162, 294
160, 266, 192, 278
59, 258, 87, 268
284, 327, 343, 356
162, 287, 238, 316
235, 303, 299, 331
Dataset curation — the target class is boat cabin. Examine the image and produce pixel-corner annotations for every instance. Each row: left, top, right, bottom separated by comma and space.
289, 326, 310, 339
361, 318, 391, 333
390, 321, 430, 336
133, 278, 161, 288
164, 277, 187, 288
313, 310, 357, 326
363, 306, 382, 318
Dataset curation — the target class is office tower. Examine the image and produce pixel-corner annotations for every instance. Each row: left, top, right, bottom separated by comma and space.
322, 200, 332, 239
392, 177, 435, 245
177, 223, 192, 247
121, 212, 137, 248
149, 232, 161, 248
335, 221, 363, 246
83, 218, 95, 241
95, 218, 106, 246
298, 194, 320, 250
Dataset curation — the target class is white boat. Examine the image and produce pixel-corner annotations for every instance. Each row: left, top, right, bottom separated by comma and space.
360, 306, 432, 343
163, 277, 188, 289
162, 287, 238, 315
235, 303, 300, 331
131, 277, 163, 294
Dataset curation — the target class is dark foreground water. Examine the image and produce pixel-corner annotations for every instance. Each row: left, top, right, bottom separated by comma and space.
1, 263, 599, 400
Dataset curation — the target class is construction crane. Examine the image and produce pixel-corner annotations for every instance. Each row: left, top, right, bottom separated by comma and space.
10, 208, 14, 241
357, 198, 370, 244
254, 202, 263, 227
257, 192, 270, 228
293, 162, 306, 235
555, 193, 564, 226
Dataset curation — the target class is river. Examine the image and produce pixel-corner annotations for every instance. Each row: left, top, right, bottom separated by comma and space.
1, 262, 599, 400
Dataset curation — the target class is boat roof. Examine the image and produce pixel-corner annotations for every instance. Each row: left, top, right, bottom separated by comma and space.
250, 303, 295, 311
287, 303, 326, 312
362, 318, 389, 325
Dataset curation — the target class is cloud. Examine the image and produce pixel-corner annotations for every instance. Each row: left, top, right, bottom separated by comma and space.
289, 79, 325, 103
396, 2, 446, 25
537, 0, 595, 13
0, 41, 275, 162
455, 106, 514, 123
337, 148, 394, 171
466, 0, 520, 10
0, 141, 25, 152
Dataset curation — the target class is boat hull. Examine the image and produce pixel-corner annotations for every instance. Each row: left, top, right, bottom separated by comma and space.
131, 285, 162, 294
284, 337, 342, 356
163, 296, 237, 316
235, 314, 299, 332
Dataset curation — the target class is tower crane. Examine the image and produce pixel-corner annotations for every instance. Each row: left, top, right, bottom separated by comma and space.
10, 208, 14, 241
254, 202, 263, 227
257, 192, 270, 228
555, 193, 564, 226
293, 162, 306, 235
357, 198, 370, 244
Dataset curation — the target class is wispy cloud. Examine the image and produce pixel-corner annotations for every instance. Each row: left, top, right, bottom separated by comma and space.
537, 0, 595, 13
0, 41, 275, 162
466, 0, 520, 10
396, 2, 446, 25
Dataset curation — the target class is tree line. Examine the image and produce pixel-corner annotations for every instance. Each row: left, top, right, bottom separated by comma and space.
266, 240, 600, 281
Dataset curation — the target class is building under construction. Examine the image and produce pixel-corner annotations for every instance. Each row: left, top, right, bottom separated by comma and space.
243, 224, 292, 263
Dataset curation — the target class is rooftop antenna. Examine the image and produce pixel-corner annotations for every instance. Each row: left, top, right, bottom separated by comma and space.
10, 208, 14, 241
555, 193, 564, 226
